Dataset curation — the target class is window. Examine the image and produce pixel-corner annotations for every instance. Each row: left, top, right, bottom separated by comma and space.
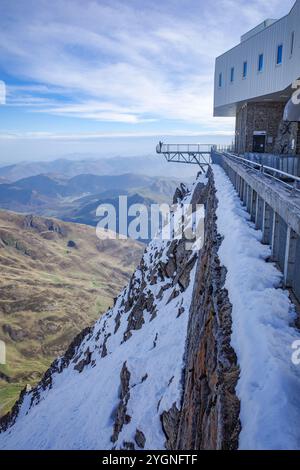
218, 72, 222, 87
277, 44, 283, 65
291, 31, 295, 56
230, 67, 234, 83
243, 61, 248, 78
258, 53, 264, 72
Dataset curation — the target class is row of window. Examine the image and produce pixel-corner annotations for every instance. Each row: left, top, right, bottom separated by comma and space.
218, 31, 295, 88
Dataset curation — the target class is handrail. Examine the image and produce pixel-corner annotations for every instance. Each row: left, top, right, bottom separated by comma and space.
156, 143, 216, 154
218, 151, 300, 194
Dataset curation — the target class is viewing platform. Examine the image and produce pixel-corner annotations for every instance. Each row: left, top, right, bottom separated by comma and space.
156, 142, 214, 171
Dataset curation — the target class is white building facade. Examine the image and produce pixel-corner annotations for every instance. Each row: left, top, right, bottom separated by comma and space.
214, 0, 300, 154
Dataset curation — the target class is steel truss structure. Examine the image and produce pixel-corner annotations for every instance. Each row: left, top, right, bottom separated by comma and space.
156, 143, 214, 171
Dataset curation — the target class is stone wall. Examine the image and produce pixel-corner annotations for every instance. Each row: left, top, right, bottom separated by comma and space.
235, 101, 300, 155
274, 121, 300, 154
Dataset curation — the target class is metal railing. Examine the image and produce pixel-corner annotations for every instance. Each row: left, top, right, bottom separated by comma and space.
156, 143, 215, 154
216, 144, 236, 153
215, 151, 300, 195
244, 153, 300, 177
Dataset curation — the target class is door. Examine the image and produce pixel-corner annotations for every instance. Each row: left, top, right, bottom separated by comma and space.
253, 134, 266, 153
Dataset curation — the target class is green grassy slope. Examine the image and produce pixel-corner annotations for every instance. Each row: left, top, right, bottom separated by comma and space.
0, 210, 143, 416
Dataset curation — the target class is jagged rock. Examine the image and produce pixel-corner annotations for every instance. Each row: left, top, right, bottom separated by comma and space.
177, 255, 197, 291
166, 288, 180, 304
175, 168, 241, 450
0, 371, 12, 383
135, 429, 146, 448
0, 385, 30, 432
190, 181, 207, 206
111, 362, 131, 443
101, 333, 111, 357
173, 183, 189, 204
164, 257, 177, 278
62, 326, 92, 369
152, 333, 158, 349
123, 441, 135, 450
161, 403, 181, 450
23, 215, 67, 236
177, 306, 185, 318
2, 324, 28, 342
74, 348, 92, 373
123, 290, 154, 342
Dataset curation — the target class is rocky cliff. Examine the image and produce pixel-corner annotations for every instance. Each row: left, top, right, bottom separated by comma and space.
175, 169, 240, 450
0, 169, 240, 450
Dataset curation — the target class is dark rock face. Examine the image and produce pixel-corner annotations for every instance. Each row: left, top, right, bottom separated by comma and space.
23, 215, 67, 236
2, 324, 28, 342
135, 429, 146, 449
111, 362, 131, 444
74, 348, 92, 373
175, 168, 241, 450
173, 183, 189, 204
0, 385, 31, 432
161, 403, 181, 450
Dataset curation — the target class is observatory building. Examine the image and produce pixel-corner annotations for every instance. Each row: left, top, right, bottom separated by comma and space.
214, 0, 300, 155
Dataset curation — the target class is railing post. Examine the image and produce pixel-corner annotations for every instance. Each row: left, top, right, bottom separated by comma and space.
284, 228, 298, 287
271, 212, 280, 262
290, 180, 298, 198
262, 202, 273, 245
251, 190, 257, 222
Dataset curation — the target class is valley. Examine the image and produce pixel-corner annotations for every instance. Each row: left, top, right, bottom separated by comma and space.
0, 172, 179, 240
0, 210, 143, 416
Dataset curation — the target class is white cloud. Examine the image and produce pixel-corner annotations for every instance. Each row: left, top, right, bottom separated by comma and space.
0, 81, 6, 105
0, 129, 234, 141
0, 0, 295, 130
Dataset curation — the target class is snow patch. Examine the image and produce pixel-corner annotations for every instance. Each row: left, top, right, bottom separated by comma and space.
213, 164, 300, 450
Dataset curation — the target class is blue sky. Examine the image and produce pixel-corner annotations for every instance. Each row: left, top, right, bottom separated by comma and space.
0, 0, 296, 162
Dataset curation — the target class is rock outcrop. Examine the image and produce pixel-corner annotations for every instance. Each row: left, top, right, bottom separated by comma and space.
175, 168, 241, 450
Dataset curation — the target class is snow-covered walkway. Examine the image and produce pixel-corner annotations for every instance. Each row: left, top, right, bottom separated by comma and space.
213, 164, 300, 450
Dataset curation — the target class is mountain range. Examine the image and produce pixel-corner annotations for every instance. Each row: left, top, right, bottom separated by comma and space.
0, 155, 197, 182
0, 173, 179, 241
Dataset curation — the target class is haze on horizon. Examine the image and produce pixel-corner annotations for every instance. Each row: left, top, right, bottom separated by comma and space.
0, 0, 295, 163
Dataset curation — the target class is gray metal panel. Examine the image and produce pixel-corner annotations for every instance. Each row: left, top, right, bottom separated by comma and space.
214, 1, 300, 116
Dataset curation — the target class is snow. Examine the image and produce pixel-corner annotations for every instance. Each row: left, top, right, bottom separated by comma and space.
2, 165, 299, 450
0, 178, 202, 450
213, 164, 300, 450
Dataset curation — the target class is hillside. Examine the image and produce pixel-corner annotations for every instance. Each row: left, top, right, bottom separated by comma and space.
0, 210, 143, 416
1, 168, 300, 450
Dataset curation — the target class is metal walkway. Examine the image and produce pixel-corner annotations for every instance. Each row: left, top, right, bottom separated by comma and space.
156, 142, 214, 171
